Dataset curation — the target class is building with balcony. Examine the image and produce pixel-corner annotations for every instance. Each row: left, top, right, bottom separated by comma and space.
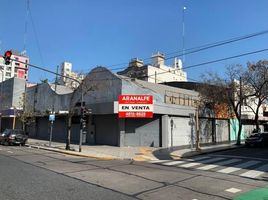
0, 50, 29, 83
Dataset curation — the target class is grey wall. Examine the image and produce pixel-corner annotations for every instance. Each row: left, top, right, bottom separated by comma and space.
199, 118, 229, 144
72, 67, 122, 112
32, 116, 80, 143
0, 77, 25, 110
94, 114, 119, 146
124, 116, 160, 147
216, 119, 229, 142
26, 83, 72, 114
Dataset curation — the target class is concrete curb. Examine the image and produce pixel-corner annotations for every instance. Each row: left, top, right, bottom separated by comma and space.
177, 145, 245, 158
25, 144, 116, 160
25, 142, 244, 162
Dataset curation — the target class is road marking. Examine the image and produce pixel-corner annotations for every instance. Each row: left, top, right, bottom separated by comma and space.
162, 160, 186, 166
240, 164, 268, 178
180, 162, 201, 168
225, 188, 241, 193
7, 151, 13, 154
197, 159, 241, 170
149, 160, 170, 164
179, 157, 226, 168
217, 160, 261, 174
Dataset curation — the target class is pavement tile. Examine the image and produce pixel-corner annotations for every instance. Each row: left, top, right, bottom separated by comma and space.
74, 160, 132, 168
109, 164, 196, 184
13, 154, 58, 163
137, 185, 224, 200
176, 176, 258, 199
67, 168, 164, 195
34, 160, 99, 173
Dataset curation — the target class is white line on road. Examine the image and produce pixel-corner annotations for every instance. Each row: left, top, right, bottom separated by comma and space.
179, 157, 225, 168
217, 160, 261, 174
197, 159, 241, 170
240, 164, 268, 178
225, 188, 241, 193
162, 160, 186, 166
7, 151, 13, 154
187, 156, 211, 161
149, 160, 170, 164
180, 162, 202, 168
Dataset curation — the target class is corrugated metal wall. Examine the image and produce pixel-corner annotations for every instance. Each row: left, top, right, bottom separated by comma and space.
124, 116, 160, 147
94, 115, 119, 146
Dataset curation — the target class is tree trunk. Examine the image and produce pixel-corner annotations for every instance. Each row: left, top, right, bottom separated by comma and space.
22, 121, 25, 131
65, 114, 72, 150
236, 120, 242, 145
255, 102, 261, 132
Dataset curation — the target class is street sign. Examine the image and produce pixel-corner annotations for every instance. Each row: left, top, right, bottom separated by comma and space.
49, 114, 55, 121
118, 95, 153, 118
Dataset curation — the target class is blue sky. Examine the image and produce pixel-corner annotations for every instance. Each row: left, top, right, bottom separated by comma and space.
1, 0, 268, 83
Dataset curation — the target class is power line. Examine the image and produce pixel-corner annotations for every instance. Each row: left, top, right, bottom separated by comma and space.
65, 47, 268, 84
144, 48, 268, 80
101, 29, 268, 71
73, 47, 268, 83
183, 48, 268, 70
28, 3, 44, 66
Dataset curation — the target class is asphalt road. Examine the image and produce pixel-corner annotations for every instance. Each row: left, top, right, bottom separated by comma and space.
0, 145, 267, 200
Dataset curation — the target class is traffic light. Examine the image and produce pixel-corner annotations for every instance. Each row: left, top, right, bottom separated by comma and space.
81, 107, 87, 129
4, 50, 12, 65
81, 118, 87, 129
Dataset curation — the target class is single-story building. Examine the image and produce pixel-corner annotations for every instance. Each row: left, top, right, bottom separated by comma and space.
25, 67, 231, 148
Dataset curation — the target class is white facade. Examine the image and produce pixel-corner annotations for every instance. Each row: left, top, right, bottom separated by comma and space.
147, 57, 187, 83
58, 62, 84, 89
0, 51, 29, 83
117, 52, 187, 83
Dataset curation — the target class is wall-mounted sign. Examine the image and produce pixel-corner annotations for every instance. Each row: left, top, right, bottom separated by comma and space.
49, 114, 55, 121
118, 95, 153, 118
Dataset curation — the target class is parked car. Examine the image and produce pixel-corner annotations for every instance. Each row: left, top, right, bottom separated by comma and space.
245, 132, 268, 147
0, 129, 28, 146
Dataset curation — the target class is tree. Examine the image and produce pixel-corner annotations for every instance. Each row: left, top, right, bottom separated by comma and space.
17, 93, 35, 132
200, 64, 247, 145
243, 60, 268, 131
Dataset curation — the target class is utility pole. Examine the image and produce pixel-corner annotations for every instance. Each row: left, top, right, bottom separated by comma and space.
79, 82, 84, 152
195, 108, 201, 151
0, 67, 3, 132
238, 76, 242, 145
49, 66, 58, 147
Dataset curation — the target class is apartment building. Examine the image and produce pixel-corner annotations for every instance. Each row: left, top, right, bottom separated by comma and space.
58, 62, 84, 89
0, 50, 29, 82
117, 52, 187, 83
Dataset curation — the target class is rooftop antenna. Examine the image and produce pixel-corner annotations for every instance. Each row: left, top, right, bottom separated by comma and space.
182, 6, 186, 65
23, 0, 30, 55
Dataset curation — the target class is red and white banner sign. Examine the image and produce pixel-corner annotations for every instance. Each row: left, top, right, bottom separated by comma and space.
118, 95, 153, 118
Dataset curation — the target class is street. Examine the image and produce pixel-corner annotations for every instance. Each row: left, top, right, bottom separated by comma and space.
0, 146, 267, 200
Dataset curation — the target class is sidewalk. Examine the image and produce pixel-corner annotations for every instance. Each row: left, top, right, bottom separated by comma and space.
26, 138, 243, 161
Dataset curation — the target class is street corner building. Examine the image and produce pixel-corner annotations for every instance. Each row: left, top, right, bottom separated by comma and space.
11, 67, 232, 148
